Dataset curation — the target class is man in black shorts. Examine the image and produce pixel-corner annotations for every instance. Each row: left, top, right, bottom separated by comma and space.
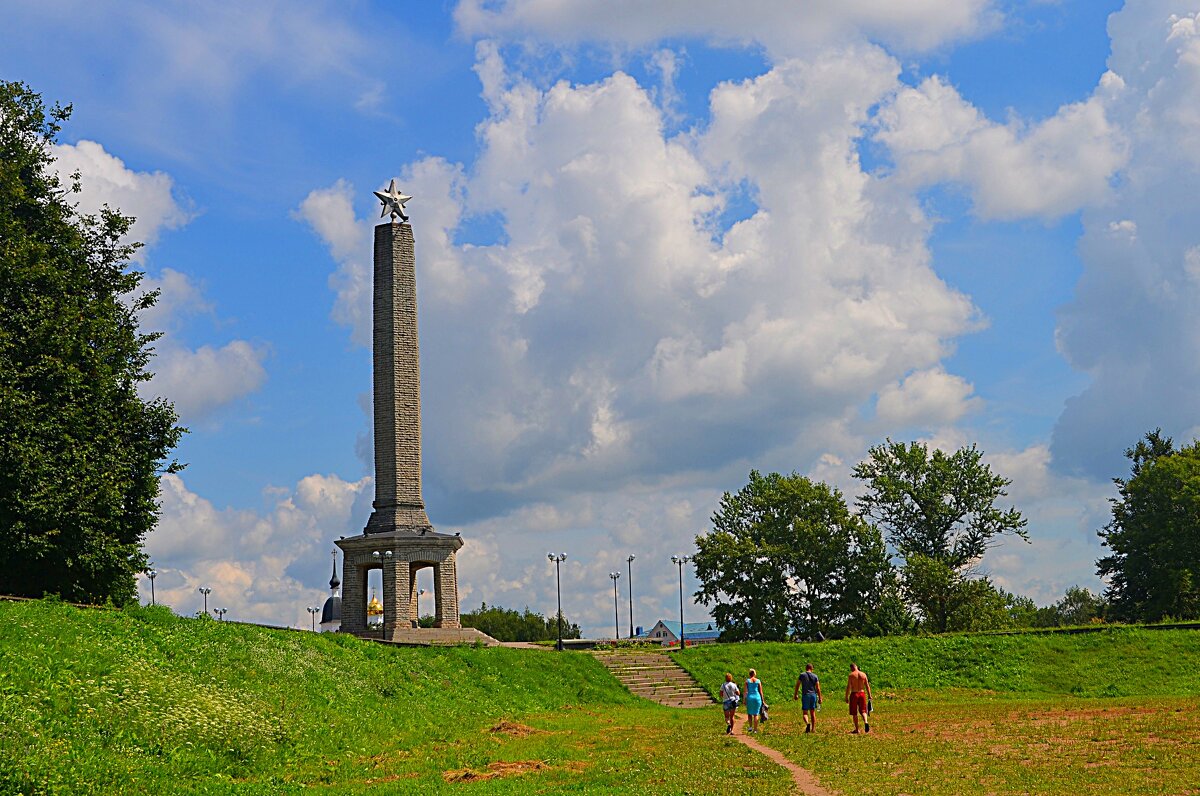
793, 663, 822, 733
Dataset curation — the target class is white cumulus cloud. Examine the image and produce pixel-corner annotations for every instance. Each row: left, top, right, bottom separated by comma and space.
46, 140, 269, 420
453, 0, 998, 56
144, 472, 372, 628
148, 341, 269, 420
134, 269, 270, 421
51, 139, 191, 254
294, 181, 373, 347
876, 74, 1128, 220
1051, 0, 1200, 476
875, 368, 981, 429
981, 444, 1111, 604
304, 43, 981, 504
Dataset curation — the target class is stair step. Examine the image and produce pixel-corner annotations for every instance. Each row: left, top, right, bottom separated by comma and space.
592, 650, 714, 708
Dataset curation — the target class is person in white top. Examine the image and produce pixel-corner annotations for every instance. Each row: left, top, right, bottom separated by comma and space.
720, 672, 741, 734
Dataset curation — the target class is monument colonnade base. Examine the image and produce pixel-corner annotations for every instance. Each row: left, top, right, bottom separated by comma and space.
336, 531, 463, 638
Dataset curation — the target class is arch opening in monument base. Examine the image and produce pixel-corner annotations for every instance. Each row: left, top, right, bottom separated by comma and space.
365, 566, 385, 629
408, 561, 436, 628
335, 531, 473, 639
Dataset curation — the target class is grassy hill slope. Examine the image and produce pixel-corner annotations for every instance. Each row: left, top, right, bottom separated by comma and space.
0, 599, 644, 795
672, 627, 1200, 698
8, 599, 1198, 796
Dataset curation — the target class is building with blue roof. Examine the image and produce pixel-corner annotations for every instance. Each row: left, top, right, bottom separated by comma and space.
638, 619, 722, 646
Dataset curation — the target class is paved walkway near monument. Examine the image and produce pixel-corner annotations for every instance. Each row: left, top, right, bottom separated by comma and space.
594, 648, 836, 794
498, 641, 548, 650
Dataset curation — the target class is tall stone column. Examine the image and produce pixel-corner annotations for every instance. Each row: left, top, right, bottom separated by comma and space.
434, 556, 461, 628
340, 564, 366, 634
382, 559, 411, 635
336, 185, 476, 642
366, 222, 432, 533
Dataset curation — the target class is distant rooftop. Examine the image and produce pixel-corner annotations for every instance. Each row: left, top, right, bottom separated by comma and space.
638, 619, 721, 639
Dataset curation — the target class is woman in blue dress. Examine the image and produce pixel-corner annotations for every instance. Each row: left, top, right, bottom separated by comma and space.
745, 668, 766, 734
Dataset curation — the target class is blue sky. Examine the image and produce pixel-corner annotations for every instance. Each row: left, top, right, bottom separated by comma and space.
4, 0, 1199, 635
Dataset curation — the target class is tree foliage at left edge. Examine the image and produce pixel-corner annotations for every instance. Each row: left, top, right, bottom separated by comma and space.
693, 470, 901, 641
0, 81, 183, 604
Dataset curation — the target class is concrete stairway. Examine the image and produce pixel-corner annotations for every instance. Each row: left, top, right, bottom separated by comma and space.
593, 650, 715, 709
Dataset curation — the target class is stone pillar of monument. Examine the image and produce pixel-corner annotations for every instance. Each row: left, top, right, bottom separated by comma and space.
336, 185, 477, 641
381, 555, 411, 636
339, 561, 367, 634
364, 221, 432, 533
433, 557, 461, 628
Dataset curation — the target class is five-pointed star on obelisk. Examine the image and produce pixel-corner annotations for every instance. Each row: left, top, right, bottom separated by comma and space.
373, 179, 412, 221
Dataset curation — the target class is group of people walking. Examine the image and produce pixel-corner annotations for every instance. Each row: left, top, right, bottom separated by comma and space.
719, 662, 873, 735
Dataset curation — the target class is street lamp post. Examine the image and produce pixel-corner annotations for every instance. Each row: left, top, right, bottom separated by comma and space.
214, 608, 227, 621
417, 588, 426, 625
306, 606, 319, 631
147, 569, 157, 606
626, 554, 636, 638
547, 553, 567, 651
670, 556, 692, 649
198, 586, 212, 617
608, 572, 621, 641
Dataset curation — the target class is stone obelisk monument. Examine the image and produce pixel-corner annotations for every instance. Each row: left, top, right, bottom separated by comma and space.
336, 181, 481, 643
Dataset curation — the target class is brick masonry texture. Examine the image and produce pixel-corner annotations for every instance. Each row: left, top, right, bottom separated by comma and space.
367, 222, 431, 531
337, 534, 464, 634
336, 222, 463, 637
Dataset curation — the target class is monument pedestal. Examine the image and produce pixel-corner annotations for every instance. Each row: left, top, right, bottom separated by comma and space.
337, 529, 464, 637
372, 626, 499, 646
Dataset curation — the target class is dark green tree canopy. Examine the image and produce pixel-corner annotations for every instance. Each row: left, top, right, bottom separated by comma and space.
0, 81, 183, 604
1049, 585, 1106, 627
693, 470, 895, 641
1098, 431, 1200, 622
442, 603, 580, 642
852, 440, 1028, 570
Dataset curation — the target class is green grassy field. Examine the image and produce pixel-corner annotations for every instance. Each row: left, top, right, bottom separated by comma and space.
5, 600, 1200, 795
672, 629, 1200, 795
672, 628, 1200, 698
0, 599, 787, 795
755, 693, 1200, 795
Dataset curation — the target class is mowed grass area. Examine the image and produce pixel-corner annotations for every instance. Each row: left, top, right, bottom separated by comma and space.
759, 693, 1200, 795
672, 629, 1200, 794
673, 629, 1200, 698
0, 599, 788, 795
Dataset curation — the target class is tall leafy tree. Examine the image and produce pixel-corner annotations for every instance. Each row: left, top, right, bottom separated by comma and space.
0, 82, 183, 604
1049, 585, 1106, 627
1098, 431, 1200, 621
900, 554, 1014, 633
852, 440, 1028, 570
693, 471, 895, 641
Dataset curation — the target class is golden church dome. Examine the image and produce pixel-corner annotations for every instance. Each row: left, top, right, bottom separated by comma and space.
367, 590, 383, 616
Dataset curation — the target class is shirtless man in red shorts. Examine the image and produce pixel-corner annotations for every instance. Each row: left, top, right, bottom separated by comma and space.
844, 663, 872, 734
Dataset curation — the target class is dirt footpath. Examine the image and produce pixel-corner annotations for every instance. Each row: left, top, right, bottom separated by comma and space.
731, 713, 837, 795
